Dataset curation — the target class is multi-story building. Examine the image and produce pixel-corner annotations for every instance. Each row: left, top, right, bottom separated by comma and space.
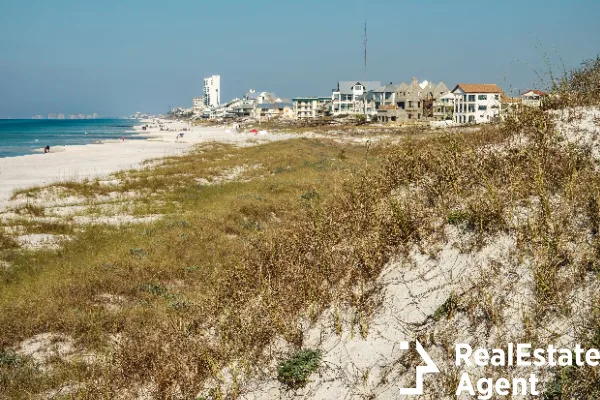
331, 81, 381, 115
193, 97, 206, 115
373, 78, 450, 122
254, 102, 293, 119
394, 78, 450, 120
203, 75, 221, 107
372, 83, 398, 109
452, 84, 503, 124
433, 92, 455, 120
292, 97, 331, 118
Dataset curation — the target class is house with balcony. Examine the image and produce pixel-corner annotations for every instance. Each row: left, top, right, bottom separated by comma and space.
372, 78, 451, 123
452, 84, 503, 124
433, 92, 455, 120
331, 81, 381, 115
392, 78, 451, 120
253, 102, 293, 119
372, 83, 398, 109
292, 97, 331, 118
521, 89, 546, 108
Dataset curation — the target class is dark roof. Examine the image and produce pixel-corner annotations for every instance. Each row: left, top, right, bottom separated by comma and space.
374, 83, 397, 93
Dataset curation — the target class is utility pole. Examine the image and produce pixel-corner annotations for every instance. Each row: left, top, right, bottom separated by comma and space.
363, 19, 368, 119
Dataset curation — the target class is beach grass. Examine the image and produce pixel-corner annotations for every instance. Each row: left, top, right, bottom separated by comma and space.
0, 56, 599, 398
0, 137, 388, 397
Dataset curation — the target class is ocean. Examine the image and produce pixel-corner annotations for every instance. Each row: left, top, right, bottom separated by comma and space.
0, 119, 142, 158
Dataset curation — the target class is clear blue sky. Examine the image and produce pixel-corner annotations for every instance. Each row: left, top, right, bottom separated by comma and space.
0, 0, 598, 118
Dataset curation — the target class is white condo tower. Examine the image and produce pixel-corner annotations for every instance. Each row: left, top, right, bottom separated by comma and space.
203, 75, 221, 107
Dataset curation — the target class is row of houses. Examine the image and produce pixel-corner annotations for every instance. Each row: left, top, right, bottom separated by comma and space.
292, 78, 546, 124
189, 75, 546, 125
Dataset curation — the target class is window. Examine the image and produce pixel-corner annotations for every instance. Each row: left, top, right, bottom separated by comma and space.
468, 95, 476, 102
478, 95, 487, 100
478, 105, 487, 111
494, 94, 500, 100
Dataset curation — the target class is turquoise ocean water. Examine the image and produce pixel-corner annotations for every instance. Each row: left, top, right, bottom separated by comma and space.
0, 119, 142, 158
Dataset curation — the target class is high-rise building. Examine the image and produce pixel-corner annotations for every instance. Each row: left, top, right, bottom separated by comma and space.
203, 75, 220, 107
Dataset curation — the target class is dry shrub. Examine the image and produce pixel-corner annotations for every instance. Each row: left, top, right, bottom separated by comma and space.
544, 54, 600, 109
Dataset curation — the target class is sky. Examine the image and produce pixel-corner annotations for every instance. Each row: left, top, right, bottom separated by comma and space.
0, 0, 599, 118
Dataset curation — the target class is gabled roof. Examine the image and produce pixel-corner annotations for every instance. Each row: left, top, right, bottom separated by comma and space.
337, 81, 381, 95
395, 82, 408, 91
522, 89, 547, 96
420, 81, 434, 92
434, 81, 449, 93
405, 77, 422, 94
452, 84, 504, 94
374, 83, 397, 93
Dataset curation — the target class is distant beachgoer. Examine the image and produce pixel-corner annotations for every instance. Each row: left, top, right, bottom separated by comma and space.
121, 136, 125, 141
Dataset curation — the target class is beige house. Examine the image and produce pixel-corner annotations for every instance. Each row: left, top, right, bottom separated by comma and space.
293, 97, 331, 118
373, 78, 450, 122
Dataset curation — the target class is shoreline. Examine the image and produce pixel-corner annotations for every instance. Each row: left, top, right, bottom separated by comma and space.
0, 118, 296, 207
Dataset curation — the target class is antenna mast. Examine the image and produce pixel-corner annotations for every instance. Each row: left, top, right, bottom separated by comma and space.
363, 17, 368, 117
364, 20, 367, 80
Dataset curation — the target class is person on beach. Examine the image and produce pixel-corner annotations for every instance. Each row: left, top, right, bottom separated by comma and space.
44, 145, 50, 153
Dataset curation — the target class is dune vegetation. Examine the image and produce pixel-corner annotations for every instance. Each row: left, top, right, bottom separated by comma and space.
0, 57, 599, 399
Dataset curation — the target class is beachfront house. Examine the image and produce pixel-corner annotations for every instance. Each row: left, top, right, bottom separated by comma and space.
292, 97, 331, 119
452, 84, 503, 124
372, 78, 451, 123
433, 92, 455, 120
331, 81, 381, 115
253, 102, 293, 119
521, 89, 546, 108
372, 83, 398, 109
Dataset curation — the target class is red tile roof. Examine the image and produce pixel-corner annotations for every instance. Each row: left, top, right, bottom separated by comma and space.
452, 84, 504, 94
501, 93, 521, 104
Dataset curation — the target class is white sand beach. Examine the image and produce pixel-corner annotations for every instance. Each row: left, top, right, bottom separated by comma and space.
0, 119, 294, 207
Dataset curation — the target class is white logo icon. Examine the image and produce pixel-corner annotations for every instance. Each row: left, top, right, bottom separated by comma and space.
399, 340, 439, 395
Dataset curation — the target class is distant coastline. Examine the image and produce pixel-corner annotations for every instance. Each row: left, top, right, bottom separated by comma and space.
0, 118, 141, 158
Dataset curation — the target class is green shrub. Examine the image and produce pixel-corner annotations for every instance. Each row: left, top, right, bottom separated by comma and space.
433, 293, 459, 321
277, 349, 322, 389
